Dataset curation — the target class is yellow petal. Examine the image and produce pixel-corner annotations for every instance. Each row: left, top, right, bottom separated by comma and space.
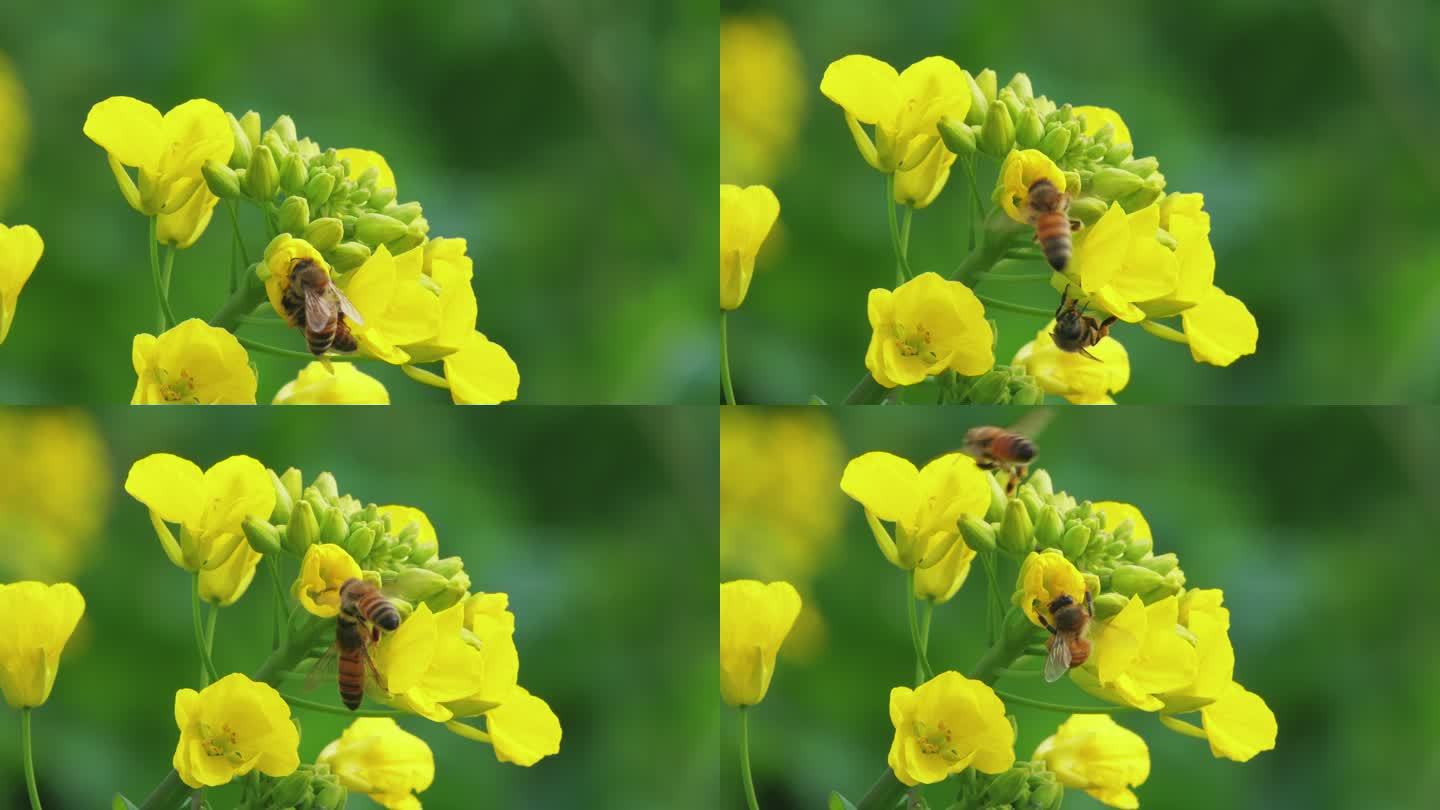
83, 96, 164, 169
273, 362, 391, 405
1073, 203, 1130, 292
337, 148, 398, 194
1200, 682, 1277, 762
442, 332, 520, 405
0, 223, 44, 343
999, 149, 1066, 224
719, 580, 801, 706
1181, 286, 1258, 366
720, 184, 780, 310
125, 453, 205, 526
1074, 105, 1133, 146
820, 55, 901, 126
484, 687, 562, 766
840, 452, 921, 525
0, 582, 86, 708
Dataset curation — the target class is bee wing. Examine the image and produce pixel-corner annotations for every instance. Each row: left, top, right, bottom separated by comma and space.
302, 643, 341, 693
359, 631, 388, 693
332, 285, 365, 326
1043, 634, 1073, 683
303, 285, 339, 333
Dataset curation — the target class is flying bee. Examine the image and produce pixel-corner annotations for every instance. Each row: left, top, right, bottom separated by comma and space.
1025, 178, 1082, 271
280, 258, 365, 356
1052, 294, 1117, 361
962, 426, 1038, 497
1037, 590, 1093, 683
308, 578, 401, 710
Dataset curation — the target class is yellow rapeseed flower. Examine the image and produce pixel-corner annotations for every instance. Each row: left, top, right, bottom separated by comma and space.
294, 543, 363, 618
894, 143, 957, 209
719, 579, 801, 707
318, 718, 434, 810
820, 55, 970, 173
402, 237, 477, 363
1160, 681, 1277, 763
0, 582, 85, 708
171, 673, 299, 788
467, 685, 563, 766
199, 542, 262, 607
1034, 714, 1149, 809
1012, 320, 1129, 404
0, 52, 29, 210
1062, 202, 1178, 324
1074, 106, 1133, 146
1071, 595, 1197, 711
0, 221, 42, 343
378, 505, 439, 556
1093, 502, 1152, 541
273, 362, 391, 405
336, 148, 397, 195
372, 602, 487, 722
1137, 192, 1214, 318
442, 592, 519, 718
864, 272, 994, 388
440, 331, 521, 405
1014, 550, 1087, 629
1180, 285, 1259, 367
997, 149, 1066, 224
720, 184, 780, 311
841, 451, 990, 570
0, 411, 110, 581
913, 531, 977, 604
344, 244, 443, 364
887, 671, 1014, 785
82, 96, 232, 222
125, 453, 275, 572
131, 318, 257, 404
720, 15, 806, 184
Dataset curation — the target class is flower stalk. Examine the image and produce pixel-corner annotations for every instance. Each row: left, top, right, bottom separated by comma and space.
21, 709, 41, 810
739, 708, 760, 810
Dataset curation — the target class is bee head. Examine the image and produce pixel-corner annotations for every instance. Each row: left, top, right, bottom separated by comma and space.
1027, 178, 1061, 210
1053, 309, 1085, 345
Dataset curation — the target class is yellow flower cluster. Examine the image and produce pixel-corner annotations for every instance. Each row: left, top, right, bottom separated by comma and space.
720, 15, 806, 185
0, 411, 109, 581
840, 450, 990, 575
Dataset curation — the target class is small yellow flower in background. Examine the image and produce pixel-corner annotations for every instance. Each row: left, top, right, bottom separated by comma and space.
131, 318, 257, 404
887, 671, 1015, 785
820, 55, 970, 173
474, 685, 563, 766
1013, 321, 1129, 404
864, 272, 994, 388
273, 362, 391, 405
0, 411, 110, 581
82, 96, 232, 219
0, 52, 29, 210
373, 602, 487, 721
199, 542, 263, 607
1015, 550, 1087, 629
440, 331, 521, 404
719, 579, 801, 707
336, 148, 398, 194
841, 451, 990, 570
894, 143, 957, 209
720, 184, 780, 311
1034, 714, 1149, 809
1071, 595, 1197, 711
913, 537, 976, 604
294, 544, 363, 617
1074, 106, 1133, 146
1180, 285, 1258, 367
0, 221, 42, 343
997, 149, 1066, 224
0, 582, 85, 708
172, 673, 299, 788
1063, 202, 1178, 324
318, 718, 434, 810
125, 453, 275, 572
720, 15, 806, 184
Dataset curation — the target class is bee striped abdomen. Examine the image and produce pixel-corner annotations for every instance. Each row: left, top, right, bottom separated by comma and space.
336, 618, 367, 710
354, 586, 401, 631
1035, 211, 1072, 270
992, 433, 1037, 464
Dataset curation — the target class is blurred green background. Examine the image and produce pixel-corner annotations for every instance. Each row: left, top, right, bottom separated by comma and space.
720, 0, 1440, 404
722, 406, 1440, 809
0, 406, 719, 808
0, 0, 715, 404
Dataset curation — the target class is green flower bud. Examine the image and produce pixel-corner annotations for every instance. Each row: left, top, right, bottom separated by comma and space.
285, 499, 319, 555
975, 68, 998, 104
960, 515, 997, 553
985, 767, 1030, 805
311, 472, 339, 501
349, 187, 372, 206
1082, 573, 1101, 599
310, 782, 347, 810
341, 526, 373, 562
305, 171, 336, 208
304, 217, 344, 252
938, 116, 977, 156
280, 153, 308, 197
964, 71, 989, 125
1119, 176, 1165, 210
1060, 524, 1091, 560
1037, 125, 1071, 162
237, 111, 262, 156
1091, 591, 1130, 620
1011, 381, 1044, 405
1029, 780, 1063, 810
224, 113, 252, 169
1064, 171, 1083, 195
998, 499, 1035, 558
425, 556, 464, 579
1005, 72, 1034, 100
1065, 196, 1106, 227
1015, 108, 1044, 149
1155, 227, 1179, 250
1088, 167, 1143, 200
384, 201, 424, 225
1034, 505, 1063, 548
1123, 533, 1154, 562
245, 145, 279, 201
331, 241, 372, 272
1105, 539, 1127, 557
1111, 563, 1163, 596
998, 88, 1025, 125
968, 369, 1010, 403
1121, 156, 1159, 178
1017, 488, 1046, 524
264, 470, 293, 525
264, 770, 312, 807
268, 114, 298, 146
391, 567, 449, 603
1027, 469, 1054, 496
261, 131, 290, 162
1109, 518, 1134, 545
985, 474, 1008, 522
1138, 552, 1178, 576
242, 516, 283, 556
406, 542, 438, 566
277, 196, 310, 235
202, 160, 242, 200
386, 231, 426, 255
978, 101, 1016, 159
1105, 141, 1134, 165
355, 212, 408, 245
369, 185, 398, 209
318, 506, 348, 546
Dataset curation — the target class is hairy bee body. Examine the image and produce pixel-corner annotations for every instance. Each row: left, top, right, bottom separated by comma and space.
962, 426, 1037, 496
1026, 179, 1079, 270
280, 259, 362, 356
1052, 295, 1117, 360
1041, 592, 1093, 682
335, 578, 399, 710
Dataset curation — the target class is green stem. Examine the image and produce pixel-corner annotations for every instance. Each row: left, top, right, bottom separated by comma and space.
885, 174, 912, 283
899, 205, 913, 263
993, 689, 1137, 714
209, 273, 268, 332
268, 557, 286, 650
968, 607, 1039, 686
855, 769, 907, 810
21, 709, 41, 810
235, 336, 324, 361
203, 603, 217, 683
739, 708, 760, 810
963, 156, 976, 252
975, 294, 1055, 318
905, 571, 934, 683
191, 575, 220, 685
962, 157, 985, 251
149, 217, 176, 331
916, 599, 933, 685
280, 694, 404, 718
162, 246, 176, 297
1140, 319, 1189, 344
721, 311, 737, 405
994, 667, 1043, 678
981, 272, 1053, 283
226, 200, 249, 293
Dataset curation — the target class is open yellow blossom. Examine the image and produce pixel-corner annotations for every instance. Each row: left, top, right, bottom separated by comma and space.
131, 318, 257, 404
1160, 681, 1277, 762
83, 96, 232, 218
1063, 202, 1178, 323
1034, 714, 1149, 809
841, 452, 989, 570
273, 362, 390, 405
894, 143, 956, 209
1072, 595, 1197, 711
887, 671, 1014, 786
440, 331, 521, 404
1013, 321, 1128, 404
172, 673, 299, 788
156, 176, 220, 249
0, 582, 85, 708
125, 453, 274, 572
720, 15, 806, 184
820, 55, 970, 173
997, 149, 1066, 224
913, 533, 976, 604
720, 184, 780, 310
1015, 550, 1087, 629
318, 718, 433, 810
865, 272, 994, 388
1137, 192, 1214, 318
0, 52, 28, 209
1074, 106, 1133, 146
336, 148, 397, 194
346, 244, 443, 363
294, 543, 363, 618
475, 685, 563, 766
1180, 285, 1258, 367
719, 579, 801, 707
0, 221, 42, 343
442, 592, 520, 717
199, 542, 262, 607
373, 602, 488, 722
402, 238, 476, 363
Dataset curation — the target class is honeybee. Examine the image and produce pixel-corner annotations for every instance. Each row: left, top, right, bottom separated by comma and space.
280, 258, 365, 356
962, 426, 1037, 497
1025, 178, 1082, 271
1037, 590, 1092, 683
1052, 295, 1117, 360
320, 578, 401, 710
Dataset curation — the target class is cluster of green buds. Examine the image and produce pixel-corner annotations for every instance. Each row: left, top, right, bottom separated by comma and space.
942, 364, 1044, 405
201, 112, 430, 272
241, 467, 472, 612
958, 468, 1186, 617
238, 763, 347, 810
936, 69, 1166, 222
952, 760, 1064, 810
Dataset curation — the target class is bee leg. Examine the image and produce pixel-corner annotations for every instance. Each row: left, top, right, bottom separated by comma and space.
1069, 218, 1084, 232
1078, 347, 1102, 362
1036, 612, 1057, 635
1084, 589, 1094, 614
1004, 472, 1020, 498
